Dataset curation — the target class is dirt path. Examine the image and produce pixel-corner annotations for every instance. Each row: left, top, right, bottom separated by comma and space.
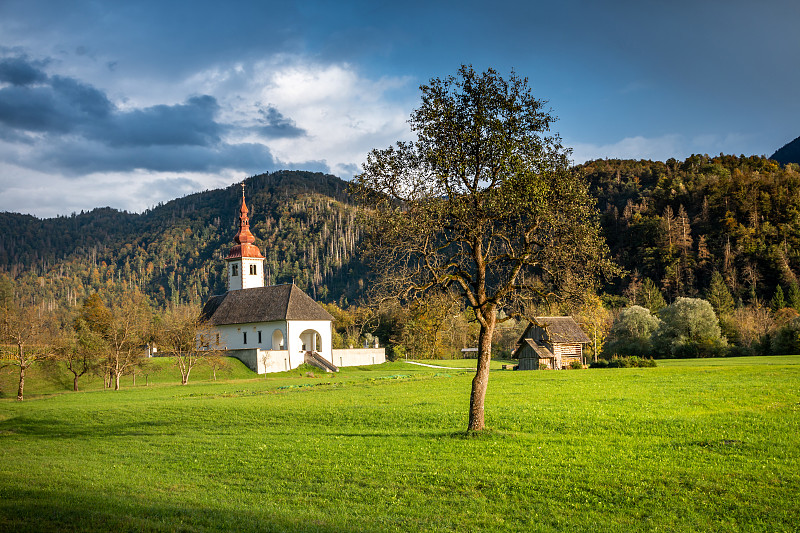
403, 361, 473, 370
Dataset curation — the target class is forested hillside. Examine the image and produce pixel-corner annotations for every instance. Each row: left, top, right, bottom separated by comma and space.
3, 155, 800, 314
0, 170, 366, 309
586, 154, 800, 305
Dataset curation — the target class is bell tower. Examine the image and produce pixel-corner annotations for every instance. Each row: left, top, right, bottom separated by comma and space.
226, 183, 265, 291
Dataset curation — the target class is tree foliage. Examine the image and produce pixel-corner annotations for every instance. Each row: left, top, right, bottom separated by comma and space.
158, 303, 213, 385
587, 155, 800, 304
706, 271, 735, 316
770, 317, 800, 354
602, 305, 661, 358
651, 297, 726, 357
0, 295, 55, 401
353, 65, 616, 430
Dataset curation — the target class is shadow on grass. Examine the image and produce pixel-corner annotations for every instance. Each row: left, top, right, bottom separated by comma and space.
324, 429, 522, 441
0, 485, 368, 533
0, 416, 178, 439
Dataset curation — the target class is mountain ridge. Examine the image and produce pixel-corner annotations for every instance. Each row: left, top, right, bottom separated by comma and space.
5, 155, 800, 312
770, 135, 800, 166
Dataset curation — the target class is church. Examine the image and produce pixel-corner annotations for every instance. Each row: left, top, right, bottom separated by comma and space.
199, 185, 385, 373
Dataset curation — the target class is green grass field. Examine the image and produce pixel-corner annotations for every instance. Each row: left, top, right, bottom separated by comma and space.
1, 356, 798, 532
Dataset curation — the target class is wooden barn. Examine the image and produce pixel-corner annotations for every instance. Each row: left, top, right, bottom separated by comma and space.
512, 317, 591, 370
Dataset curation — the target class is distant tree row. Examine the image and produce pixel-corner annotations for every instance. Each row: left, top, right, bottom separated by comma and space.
0, 275, 226, 400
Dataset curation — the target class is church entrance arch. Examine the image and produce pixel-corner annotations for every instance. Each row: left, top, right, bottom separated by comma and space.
271, 329, 285, 350
299, 329, 323, 353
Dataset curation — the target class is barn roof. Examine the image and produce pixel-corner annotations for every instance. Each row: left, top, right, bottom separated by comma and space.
514, 316, 591, 348
525, 339, 555, 359
533, 316, 591, 343
200, 284, 333, 326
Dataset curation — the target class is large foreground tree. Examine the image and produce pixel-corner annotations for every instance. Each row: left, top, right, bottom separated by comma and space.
353, 66, 616, 431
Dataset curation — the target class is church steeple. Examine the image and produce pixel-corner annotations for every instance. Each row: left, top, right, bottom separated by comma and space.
226, 183, 265, 291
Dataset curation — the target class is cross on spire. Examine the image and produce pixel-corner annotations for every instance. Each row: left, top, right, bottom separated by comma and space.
225, 181, 264, 260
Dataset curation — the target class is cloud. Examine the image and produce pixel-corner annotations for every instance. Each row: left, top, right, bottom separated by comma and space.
570, 135, 685, 164
0, 60, 112, 133
97, 95, 222, 148
0, 56, 48, 85
256, 105, 306, 139
35, 139, 277, 175
569, 132, 761, 165
0, 52, 414, 215
0, 54, 281, 175
0, 162, 237, 217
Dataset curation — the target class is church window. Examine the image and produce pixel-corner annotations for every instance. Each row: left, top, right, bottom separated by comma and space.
243, 332, 247, 344
250, 264, 257, 275
232, 264, 238, 276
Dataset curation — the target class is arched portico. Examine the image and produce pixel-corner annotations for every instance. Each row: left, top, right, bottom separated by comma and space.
272, 329, 285, 350
299, 329, 323, 353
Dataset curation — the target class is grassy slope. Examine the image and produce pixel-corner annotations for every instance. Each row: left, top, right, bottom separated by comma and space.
0, 356, 798, 532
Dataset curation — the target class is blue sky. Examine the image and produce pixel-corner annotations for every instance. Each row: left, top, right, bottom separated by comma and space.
1, 0, 798, 217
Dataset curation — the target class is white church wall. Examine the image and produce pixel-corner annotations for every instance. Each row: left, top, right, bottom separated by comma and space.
286, 319, 333, 366
211, 321, 295, 366
331, 348, 386, 367
258, 349, 291, 373
223, 349, 291, 373
226, 257, 264, 291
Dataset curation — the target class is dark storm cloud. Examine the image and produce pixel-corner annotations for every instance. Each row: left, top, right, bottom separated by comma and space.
0, 56, 112, 132
0, 56, 48, 85
39, 140, 279, 175
0, 54, 288, 174
257, 105, 306, 139
97, 95, 222, 148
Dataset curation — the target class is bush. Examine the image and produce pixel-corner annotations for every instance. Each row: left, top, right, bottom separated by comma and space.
651, 297, 727, 358
590, 356, 657, 368
388, 345, 406, 361
569, 360, 583, 370
770, 318, 800, 354
602, 305, 661, 358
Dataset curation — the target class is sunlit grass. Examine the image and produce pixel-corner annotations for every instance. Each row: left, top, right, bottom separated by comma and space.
1, 356, 798, 532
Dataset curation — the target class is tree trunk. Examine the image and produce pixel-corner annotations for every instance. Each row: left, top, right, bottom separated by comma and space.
467, 313, 496, 431
17, 365, 25, 402
73, 374, 79, 392
114, 372, 121, 391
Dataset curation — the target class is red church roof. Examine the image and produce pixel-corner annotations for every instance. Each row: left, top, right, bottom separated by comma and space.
226, 184, 264, 260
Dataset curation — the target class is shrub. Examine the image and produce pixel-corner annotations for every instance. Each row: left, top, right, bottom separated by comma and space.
770, 317, 800, 355
569, 360, 583, 370
602, 305, 661, 358
388, 345, 406, 361
590, 356, 657, 368
651, 297, 727, 358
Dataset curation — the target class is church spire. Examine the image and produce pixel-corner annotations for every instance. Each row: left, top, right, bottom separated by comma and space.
227, 183, 264, 260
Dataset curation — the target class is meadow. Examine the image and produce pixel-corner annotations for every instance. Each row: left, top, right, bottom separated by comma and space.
0, 356, 798, 532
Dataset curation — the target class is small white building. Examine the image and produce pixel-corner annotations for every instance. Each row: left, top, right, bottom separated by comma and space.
199, 185, 384, 373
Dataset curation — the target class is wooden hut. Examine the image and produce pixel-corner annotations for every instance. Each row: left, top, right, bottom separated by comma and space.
512, 317, 591, 370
